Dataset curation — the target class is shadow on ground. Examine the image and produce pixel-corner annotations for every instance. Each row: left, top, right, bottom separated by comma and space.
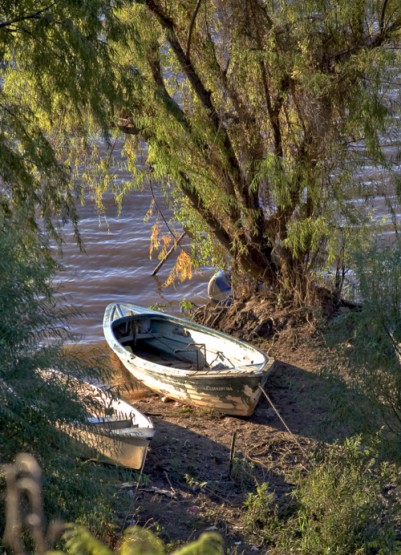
114, 358, 356, 552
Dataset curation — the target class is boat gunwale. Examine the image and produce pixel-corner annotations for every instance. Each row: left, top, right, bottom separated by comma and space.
103, 303, 274, 380
45, 369, 154, 435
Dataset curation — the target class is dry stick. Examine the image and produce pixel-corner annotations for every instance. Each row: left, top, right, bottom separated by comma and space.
120, 445, 151, 529
258, 385, 308, 458
228, 430, 237, 478
151, 231, 186, 276
131, 445, 149, 500
209, 302, 229, 328
164, 470, 177, 496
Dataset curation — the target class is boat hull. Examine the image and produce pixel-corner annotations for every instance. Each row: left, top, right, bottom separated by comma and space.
71, 426, 151, 470
104, 303, 274, 416
46, 371, 155, 470
117, 356, 267, 416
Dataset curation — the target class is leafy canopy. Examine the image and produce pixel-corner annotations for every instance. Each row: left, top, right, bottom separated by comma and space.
101, 0, 401, 298
0, 0, 130, 245
1, 1, 401, 297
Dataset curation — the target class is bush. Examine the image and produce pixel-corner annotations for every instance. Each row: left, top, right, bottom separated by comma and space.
291, 436, 399, 554
243, 436, 400, 554
325, 241, 401, 439
0, 218, 128, 541
243, 483, 284, 545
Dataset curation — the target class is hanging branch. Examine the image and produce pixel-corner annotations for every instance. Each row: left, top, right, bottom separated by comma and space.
151, 230, 187, 276
186, 0, 202, 59
148, 172, 183, 242
0, 2, 57, 29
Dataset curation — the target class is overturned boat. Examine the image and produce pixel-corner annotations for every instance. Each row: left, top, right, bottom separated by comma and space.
103, 303, 274, 416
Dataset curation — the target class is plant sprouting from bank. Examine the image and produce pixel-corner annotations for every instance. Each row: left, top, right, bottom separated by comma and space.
326, 239, 401, 438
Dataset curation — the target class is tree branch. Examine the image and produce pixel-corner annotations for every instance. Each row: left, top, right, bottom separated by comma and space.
179, 173, 233, 253
179, 171, 275, 281
148, 54, 193, 134
186, 0, 202, 59
0, 2, 57, 30
143, 0, 245, 198
380, 0, 390, 33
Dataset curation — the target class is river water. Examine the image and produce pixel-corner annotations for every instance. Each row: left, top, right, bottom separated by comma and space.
57, 183, 213, 345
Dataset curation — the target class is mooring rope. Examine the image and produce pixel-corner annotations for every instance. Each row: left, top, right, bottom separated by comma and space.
258, 384, 308, 457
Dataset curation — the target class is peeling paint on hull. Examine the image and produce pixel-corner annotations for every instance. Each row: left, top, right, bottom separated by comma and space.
104, 303, 275, 417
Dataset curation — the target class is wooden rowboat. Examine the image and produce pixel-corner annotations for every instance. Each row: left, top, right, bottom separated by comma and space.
103, 303, 274, 416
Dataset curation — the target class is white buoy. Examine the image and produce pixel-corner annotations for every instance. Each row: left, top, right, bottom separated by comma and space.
207, 270, 232, 302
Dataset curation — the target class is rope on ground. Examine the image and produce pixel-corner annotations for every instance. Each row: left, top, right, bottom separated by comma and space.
258, 384, 308, 458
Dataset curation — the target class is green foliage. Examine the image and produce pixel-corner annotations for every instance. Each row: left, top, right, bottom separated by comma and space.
243, 483, 282, 544
0, 220, 63, 376
0, 217, 129, 540
290, 436, 400, 555
179, 300, 196, 318
59, 525, 224, 555
242, 437, 400, 554
326, 239, 401, 436
184, 474, 208, 491
60, 524, 115, 555
0, 0, 130, 246
229, 456, 255, 492
103, 0, 401, 296
2, 0, 401, 298
283, 217, 329, 260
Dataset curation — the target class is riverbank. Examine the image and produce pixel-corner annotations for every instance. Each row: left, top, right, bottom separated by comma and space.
105, 296, 338, 553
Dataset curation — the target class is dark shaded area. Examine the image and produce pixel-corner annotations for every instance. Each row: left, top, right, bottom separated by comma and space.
114, 354, 355, 552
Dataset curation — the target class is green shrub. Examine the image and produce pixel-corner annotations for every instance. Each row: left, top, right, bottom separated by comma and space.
0, 219, 128, 541
243, 436, 401, 554
60, 524, 223, 555
230, 456, 255, 491
325, 241, 401, 440
243, 483, 284, 545
291, 436, 399, 554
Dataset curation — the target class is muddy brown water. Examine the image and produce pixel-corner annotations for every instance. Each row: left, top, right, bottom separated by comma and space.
57, 187, 213, 347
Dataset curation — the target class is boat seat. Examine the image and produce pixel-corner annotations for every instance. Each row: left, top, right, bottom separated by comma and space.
174, 361, 196, 369
87, 416, 133, 429
119, 336, 135, 351
120, 331, 161, 344
135, 332, 159, 340
110, 427, 154, 439
150, 358, 195, 369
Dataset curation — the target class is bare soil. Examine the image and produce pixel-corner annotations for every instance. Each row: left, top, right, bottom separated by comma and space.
109, 296, 341, 553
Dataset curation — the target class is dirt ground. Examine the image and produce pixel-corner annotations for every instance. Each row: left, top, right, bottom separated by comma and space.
108, 296, 340, 553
